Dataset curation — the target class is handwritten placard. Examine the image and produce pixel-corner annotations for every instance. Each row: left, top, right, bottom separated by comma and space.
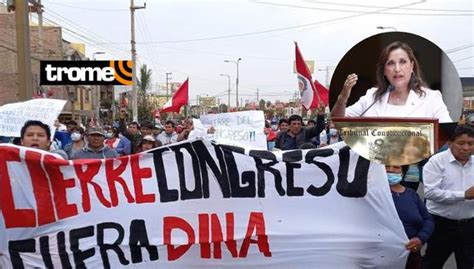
0, 99, 67, 138
200, 111, 267, 149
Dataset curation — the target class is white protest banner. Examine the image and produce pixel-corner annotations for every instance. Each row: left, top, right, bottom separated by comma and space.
0, 140, 408, 269
0, 99, 67, 137
200, 110, 267, 149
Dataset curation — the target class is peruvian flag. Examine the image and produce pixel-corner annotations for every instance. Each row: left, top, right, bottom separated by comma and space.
295, 42, 328, 109
314, 79, 329, 106
161, 78, 189, 113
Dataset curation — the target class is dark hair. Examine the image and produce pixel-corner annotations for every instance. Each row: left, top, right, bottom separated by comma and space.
128, 121, 140, 128
140, 120, 153, 130
20, 120, 51, 140
12, 137, 21, 145
278, 119, 288, 126
70, 126, 84, 134
449, 125, 474, 141
288, 115, 303, 124
66, 120, 78, 126
299, 142, 317, 149
111, 127, 120, 138
307, 119, 316, 125
374, 41, 427, 100
165, 120, 175, 128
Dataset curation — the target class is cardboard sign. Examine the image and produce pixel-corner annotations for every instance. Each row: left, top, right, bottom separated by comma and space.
200, 111, 267, 149
0, 99, 66, 137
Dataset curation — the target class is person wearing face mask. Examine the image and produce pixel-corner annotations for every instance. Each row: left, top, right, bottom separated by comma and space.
319, 122, 342, 148
386, 165, 434, 269
63, 126, 85, 159
105, 127, 131, 156
71, 127, 118, 160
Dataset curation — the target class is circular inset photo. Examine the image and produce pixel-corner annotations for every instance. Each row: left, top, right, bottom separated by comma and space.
329, 32, 463, 165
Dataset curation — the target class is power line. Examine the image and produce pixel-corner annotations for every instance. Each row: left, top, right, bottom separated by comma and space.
136, 12, 166, 74
254, 0, 474, 16
454, 55, 474, 63
44, 2, 128, 12
41, 7, 130, 57
0, 14, 66, 57
142, 44, 292, 62
93, 0, 428, 45
303, 0, 474, 12
0, 44, 42, 61
446, 43, 474, 54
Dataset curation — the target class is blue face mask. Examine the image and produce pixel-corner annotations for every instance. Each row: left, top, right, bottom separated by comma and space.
387, 173, 402, 185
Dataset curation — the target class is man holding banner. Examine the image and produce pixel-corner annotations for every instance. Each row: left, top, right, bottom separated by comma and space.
20, 120, 68, 159
0, 137, 409, 268
275, 105, 326, 150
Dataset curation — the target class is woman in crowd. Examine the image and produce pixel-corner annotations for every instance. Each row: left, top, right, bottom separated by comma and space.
105, 127, 131, 156
138, 135, 160, 152
386, 165, 434, 269
64, 126, 85, 159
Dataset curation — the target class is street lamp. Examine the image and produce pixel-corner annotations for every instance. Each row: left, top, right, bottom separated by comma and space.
92, 52, 105, 123
224, 58, 242, 107
220, 74, 231, 107
376, 26, 397, 31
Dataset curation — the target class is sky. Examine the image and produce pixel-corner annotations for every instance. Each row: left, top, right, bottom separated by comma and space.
21, 0, 474, 106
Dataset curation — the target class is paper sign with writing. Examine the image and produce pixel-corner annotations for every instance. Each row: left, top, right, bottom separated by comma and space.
200, 111, 267, 149
0, 99, 67, 137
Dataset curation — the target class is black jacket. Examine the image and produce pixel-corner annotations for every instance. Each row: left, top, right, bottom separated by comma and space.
275, 114, 325, 150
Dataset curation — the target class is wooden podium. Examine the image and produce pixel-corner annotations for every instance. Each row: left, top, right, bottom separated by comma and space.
332, 117, 440, 166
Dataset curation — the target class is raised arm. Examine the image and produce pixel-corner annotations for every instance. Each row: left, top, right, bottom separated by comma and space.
331, 73, 358, 117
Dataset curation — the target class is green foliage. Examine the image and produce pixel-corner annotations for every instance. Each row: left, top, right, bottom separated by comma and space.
137, 64, 153, 122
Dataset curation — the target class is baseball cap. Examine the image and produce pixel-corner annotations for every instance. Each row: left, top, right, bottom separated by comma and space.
142, 135, 156, 142
86, 127, 105, 136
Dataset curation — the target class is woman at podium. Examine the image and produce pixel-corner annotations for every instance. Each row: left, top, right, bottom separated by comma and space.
331, 41, 452, 123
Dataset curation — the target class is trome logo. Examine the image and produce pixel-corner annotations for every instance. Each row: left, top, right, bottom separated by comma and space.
40, 60, 133, 85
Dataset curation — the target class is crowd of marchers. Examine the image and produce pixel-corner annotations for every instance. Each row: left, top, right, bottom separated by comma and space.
0, 103, 473, 269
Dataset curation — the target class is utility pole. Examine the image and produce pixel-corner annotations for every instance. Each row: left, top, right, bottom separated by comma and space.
16, 0, 33, 101
130, 0, 146, 122
165, 72, 172, 101
256, 88, 259, 102
219, 74, 231, 107
36, 0, 43, 55
317, 66, 336, 88
224, 58, 241, 108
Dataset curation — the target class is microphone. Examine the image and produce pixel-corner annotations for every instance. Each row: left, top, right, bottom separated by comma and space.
359, 85, 395, 117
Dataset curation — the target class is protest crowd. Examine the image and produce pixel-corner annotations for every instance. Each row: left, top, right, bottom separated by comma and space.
1, 42, 473, 269
1, 101, 473, 268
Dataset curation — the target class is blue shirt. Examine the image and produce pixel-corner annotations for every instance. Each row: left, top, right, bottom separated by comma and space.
391, 188, 434, 244
53, 131, 71, 150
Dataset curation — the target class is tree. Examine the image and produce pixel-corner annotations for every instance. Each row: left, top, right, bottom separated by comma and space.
137, 64, 153, 121
266, 100, 272, 108
259, 99, 266, 110
219, 104, 228, 113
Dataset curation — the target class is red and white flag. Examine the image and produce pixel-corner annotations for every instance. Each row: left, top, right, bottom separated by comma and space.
314, 79, 329, 107
161, 78, 189, 113
295, 42, 329, 109
295, 42, 315, 110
